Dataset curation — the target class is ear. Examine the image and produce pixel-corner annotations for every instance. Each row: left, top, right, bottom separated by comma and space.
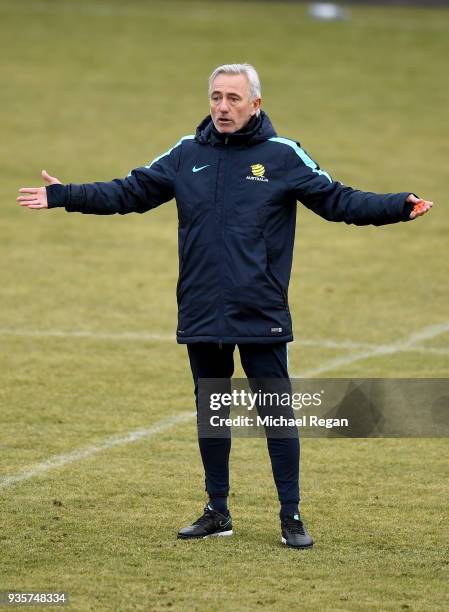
251, 97, 262, 116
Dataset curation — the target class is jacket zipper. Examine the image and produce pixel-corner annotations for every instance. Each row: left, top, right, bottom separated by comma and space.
217, 136, 229, 347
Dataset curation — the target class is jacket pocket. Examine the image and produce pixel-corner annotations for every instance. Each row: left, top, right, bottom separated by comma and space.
264, 242, 289, 313
176, 224, 193, 303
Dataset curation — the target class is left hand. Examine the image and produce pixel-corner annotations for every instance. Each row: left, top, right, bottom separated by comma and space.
406, 193, 433, 220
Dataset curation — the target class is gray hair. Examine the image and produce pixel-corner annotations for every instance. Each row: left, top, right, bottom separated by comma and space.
208, 63, 262, 101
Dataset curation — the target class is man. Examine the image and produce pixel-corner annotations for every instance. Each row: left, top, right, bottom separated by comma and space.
18, 63, 432, 549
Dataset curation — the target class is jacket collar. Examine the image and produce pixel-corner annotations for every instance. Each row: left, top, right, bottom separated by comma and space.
195, 111, 277, 146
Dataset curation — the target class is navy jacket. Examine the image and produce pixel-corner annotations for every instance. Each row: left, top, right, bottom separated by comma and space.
47, 112, 413, 344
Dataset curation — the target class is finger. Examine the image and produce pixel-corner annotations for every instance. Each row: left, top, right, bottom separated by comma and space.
19, 188, 39, 194
410, 206, 430, 219
18, 200, 40, 206
412, 198, 433, 208
27, 204, 46, 209
42, 169, 60, 184
17, 195, 40, 201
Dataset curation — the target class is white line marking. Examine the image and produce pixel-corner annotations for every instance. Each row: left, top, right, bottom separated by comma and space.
297, 321, 449, 377
1, 321, 448, 492
300, 340, 449, 356
0, 329, 448, 356
0, 412, 194, 493
300, 339, 374, 350
0, 329, 174, 342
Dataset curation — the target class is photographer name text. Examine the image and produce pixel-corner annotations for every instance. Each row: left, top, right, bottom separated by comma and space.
209, 415, 349, 429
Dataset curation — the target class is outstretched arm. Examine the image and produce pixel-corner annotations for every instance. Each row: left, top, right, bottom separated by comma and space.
283, 143, 433, 225
298, 171, 433, 225
17, 142, 182, 215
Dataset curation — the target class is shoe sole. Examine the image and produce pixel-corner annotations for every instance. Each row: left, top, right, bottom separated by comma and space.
281, 536, 313, 549
177, 530, 233, 540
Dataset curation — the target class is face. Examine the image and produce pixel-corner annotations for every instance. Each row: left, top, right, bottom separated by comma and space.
210, 73, 261, 133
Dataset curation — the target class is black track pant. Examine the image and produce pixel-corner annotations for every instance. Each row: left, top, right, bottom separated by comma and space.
187, 343, 300, 506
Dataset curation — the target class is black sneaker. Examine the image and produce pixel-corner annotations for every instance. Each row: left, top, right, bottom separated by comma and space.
177, 504, 233, 540
281, 514, 313, 549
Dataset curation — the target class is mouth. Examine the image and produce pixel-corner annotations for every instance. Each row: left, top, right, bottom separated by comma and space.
217, 117, 232, 125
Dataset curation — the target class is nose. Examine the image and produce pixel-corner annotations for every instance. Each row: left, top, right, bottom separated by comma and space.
217, 98, 229, 113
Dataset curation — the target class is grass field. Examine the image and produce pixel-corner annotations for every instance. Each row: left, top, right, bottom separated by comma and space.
1, 0, 448, 610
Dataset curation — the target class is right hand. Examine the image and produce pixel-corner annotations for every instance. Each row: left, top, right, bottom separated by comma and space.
17, 170, 62, 209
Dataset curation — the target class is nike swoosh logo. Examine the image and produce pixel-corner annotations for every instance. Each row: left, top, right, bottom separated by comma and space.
219, 519, 231, 527
192, 164, 210, 173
